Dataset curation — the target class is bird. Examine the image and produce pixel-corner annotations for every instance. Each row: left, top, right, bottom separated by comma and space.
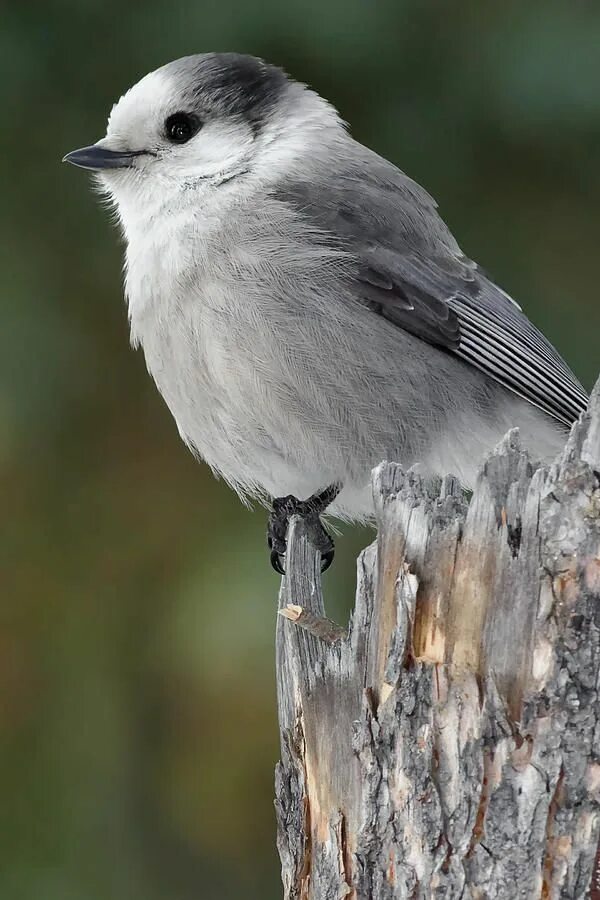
63, 52, 588, 573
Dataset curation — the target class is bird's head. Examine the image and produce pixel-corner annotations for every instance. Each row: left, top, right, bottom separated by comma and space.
64, 53, 339, 230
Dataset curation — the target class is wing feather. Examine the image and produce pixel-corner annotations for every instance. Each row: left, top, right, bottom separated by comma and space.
272, 153, 587, 426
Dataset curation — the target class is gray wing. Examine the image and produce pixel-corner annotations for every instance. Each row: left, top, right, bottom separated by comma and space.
272, 150, 587, 426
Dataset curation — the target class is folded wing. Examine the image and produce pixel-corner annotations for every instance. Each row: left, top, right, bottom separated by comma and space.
273, 151, 587, 426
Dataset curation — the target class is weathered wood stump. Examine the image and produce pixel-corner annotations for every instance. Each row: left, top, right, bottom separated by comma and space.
275, 379, 600, 899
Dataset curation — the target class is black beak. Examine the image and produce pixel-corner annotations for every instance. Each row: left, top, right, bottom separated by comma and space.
62, 144, 146, 171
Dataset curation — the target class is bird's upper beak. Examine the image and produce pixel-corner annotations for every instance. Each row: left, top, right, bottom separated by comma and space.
62, 141, 146, 171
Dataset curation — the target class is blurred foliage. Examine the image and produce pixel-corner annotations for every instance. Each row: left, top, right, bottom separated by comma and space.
2, 1, 599, 897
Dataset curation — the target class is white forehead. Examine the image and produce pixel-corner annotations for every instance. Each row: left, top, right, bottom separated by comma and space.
106, 68, 176, 142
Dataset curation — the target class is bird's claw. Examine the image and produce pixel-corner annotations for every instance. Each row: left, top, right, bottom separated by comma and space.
270, 550, 286, 575
320, 547, 335, 573
267, 484, 340, 574
268, 534, 287, 575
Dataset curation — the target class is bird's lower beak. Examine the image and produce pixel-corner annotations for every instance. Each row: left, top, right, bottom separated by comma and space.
62, 143, 146, 171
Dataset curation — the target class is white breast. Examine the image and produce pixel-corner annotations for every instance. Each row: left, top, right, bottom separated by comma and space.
124, 199, 241, 481
121, 184, 347, 503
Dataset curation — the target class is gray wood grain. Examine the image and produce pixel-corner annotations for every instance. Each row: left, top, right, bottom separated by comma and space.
275, 378, 600, 899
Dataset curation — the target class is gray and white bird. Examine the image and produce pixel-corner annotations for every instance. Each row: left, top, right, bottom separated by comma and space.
64, 52, 588, 571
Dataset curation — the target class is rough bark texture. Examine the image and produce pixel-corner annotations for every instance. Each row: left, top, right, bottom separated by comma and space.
275, 378, 600, 900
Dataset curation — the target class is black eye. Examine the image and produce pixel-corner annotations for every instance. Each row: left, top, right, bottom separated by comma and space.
165, 112, 201, 144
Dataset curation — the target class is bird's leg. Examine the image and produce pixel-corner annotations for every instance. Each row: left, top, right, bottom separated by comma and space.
267, 483, 341, 575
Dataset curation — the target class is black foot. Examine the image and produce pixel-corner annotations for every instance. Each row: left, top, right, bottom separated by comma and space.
267, 484, 340, 575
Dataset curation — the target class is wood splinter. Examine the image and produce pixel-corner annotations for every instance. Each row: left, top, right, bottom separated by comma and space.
278, 604, 347, 644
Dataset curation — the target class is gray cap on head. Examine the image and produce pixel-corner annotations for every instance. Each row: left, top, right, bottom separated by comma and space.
160, 52, 290, 131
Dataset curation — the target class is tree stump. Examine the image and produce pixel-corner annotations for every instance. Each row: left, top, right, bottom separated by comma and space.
275, 379, 600, 899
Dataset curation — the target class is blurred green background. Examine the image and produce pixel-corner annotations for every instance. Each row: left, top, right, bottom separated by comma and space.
2, 1, 599, 897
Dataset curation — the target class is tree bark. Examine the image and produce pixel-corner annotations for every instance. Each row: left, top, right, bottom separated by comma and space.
275, 378, 600, 899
